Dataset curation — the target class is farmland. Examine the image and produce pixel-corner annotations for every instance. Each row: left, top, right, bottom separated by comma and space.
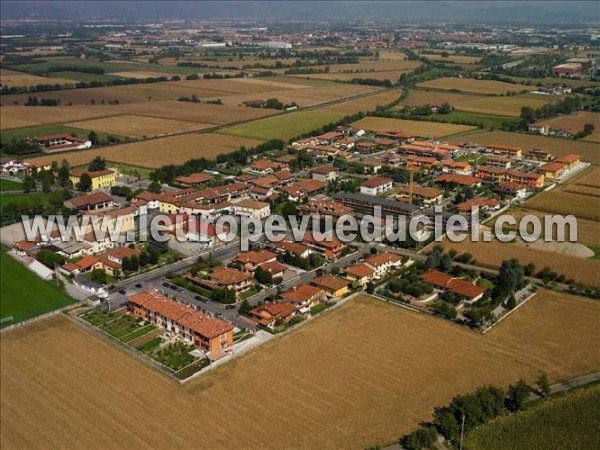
417, 77, 527, 95
0, 251, 73, 326
452, 94, 552, 117
26, 133, 263, 168
440, 235, 600, 287
0, 68, 74, 87
447, 130, 600, 164
533, 111, 600, 142
351, 116, 477, 138
464, 384, 600, 450
66, 115, 212, 138
218, 109, 347, 141
527, 166, 600, 222
401, 89, 481, 107
1, 291, 598, 448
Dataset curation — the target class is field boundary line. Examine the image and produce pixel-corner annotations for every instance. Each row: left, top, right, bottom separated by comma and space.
480, 288, 537, 335
0, 302, 79, 334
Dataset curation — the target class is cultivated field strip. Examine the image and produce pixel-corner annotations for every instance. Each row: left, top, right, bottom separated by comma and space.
1, 292, 598, 449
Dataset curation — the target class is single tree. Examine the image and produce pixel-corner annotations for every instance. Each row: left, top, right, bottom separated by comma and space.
535, 372, 551, 397
78, 173, 92, 191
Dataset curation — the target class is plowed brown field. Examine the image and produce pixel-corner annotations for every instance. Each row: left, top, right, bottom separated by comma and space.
1, 292, 599, 449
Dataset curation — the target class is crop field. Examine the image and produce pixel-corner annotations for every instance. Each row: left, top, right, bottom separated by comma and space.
453, 94, 552, 117
110, 70, 185, 79
1, 291, 598, 448
440, 236, 600, 287
487, 73, 600, 88
401, 89, 481, 107
419, 54, 482, 64
293, 69, 413, 83
211, 81, 377, 107
319, 89, 401, 115
1, 101, 277, 131
447, 130, 600, 164
0, 68, 74, 87
66, 115, 212, 138
26, 133, 263, 168
491, 208, 600, 249
218, 109, 347, 141
351, 116, 477, 138
0, 251, 73, 326
465, 384, 600, 450
534, 111, 600, 142
527, 167, 600, 222
417, 77, 526, 95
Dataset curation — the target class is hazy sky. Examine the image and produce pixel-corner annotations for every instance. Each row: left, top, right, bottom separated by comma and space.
2, 1, 598, 24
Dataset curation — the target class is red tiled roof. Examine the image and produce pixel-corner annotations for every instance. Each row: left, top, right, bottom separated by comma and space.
259, 260, 287, 275
209, 267, 252, 285
70, 169, 115, 178
280, 284, 322, 303
365, 252, 402, 267
178, 310, 233, 338
555, 153, 581, 164
361, 176, 392, 188
174, 173, 214, 185
311, 275, 350, 291
346, 263, 375, 278
234, 250, 277, 265
68, 192, 114, 209
436, 174, 480, 186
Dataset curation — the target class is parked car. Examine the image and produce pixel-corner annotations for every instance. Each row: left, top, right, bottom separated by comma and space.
162, 282, 169, 288
135, 283, 143, 289
225, 304, 236, 310
118, 289, 126, 295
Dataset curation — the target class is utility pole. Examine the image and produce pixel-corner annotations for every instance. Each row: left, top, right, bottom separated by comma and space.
460, 413, 465, 450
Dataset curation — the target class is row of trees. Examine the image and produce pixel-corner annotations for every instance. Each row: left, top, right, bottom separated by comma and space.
403, 374, 551, 450
519, 95, 583, 129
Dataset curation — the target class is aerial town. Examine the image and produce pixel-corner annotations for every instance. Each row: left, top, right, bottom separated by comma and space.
1, 2, 599, 449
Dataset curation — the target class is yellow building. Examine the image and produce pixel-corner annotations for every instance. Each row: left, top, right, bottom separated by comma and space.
70, 169, 117, 190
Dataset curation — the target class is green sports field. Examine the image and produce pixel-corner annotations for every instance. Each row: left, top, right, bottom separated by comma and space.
0, 251, 73, 327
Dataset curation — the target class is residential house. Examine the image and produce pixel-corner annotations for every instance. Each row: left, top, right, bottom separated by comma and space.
127, 290, 233, 353
419, 269, 485, 303
485, 144, 522, 158
436, 174, 481, 188
283, 179, 327, 202
174, 173, 214, 186
311, 165, 339, 183
302, 232, 347, 259
539, 162, 566, 180
234, 199, 271, 219
247, 160, 288, 176
495, 182, 528, 199
360, 176, 393, 196
406, 155, 438, 171
555, 153, 581, 170
484, 156, 511, 170
249, 301, 296, 329
69, 168, 117, 190
528, 149, 554, 161
396, 185, 444, 206
298, 199, 352, 219
441, 159, 473, 175
345, 263, 376, 287
233, 250, 278, 273
456, 198, 501, 214
364, 252, 403, 279
65, 191, 115, 211
334, 192, 421, 219
274, 240, 313, 258
184, 221, 229, 247
310, 275, 350, 297
280, 284, 324, 313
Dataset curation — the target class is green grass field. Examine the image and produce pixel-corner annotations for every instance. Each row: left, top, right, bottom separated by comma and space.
0, 251, 73, 326
465, 384, 600, 450
0, 191, 50, 209
0, 179, 23, 191
218, 109, 345, 141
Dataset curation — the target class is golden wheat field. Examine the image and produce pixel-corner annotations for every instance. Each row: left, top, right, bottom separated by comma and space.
1, 292, 598, 449
417, 77, 526, 95
351, 116, 477, 138
66, 115, 212, 138
292, 69, 413, 82
534, 111, 600, 142
447, 130, 600, 164
419, 54, 481, 64
26, 133, 263, 168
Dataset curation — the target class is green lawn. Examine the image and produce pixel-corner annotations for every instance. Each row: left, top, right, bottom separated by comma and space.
0, 179, 23, 191
217, 109, 346, 141
0, 251, 73, 326
464, 384, 600, 450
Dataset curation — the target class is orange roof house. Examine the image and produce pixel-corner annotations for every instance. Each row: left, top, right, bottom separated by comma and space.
310, 275, 350, 297
280, 284, 324, 312
419, 270, 485, 302
249, 302, 296, 328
